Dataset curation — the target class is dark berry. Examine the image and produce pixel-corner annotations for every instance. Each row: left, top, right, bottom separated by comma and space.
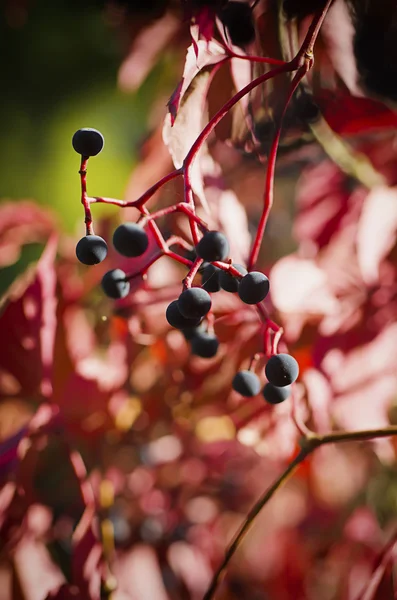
191, 331, 219, 358
232, 370, 261, 397
201, 264, 221, 292
220, 2, 255, 47
101, 269, 130, 299
113, 223, 149, 258
238, 271, 269, 304
178, 288, 212, 319
282, 0, 322, 20
219, 264, 247, 293
166, 300, 202, 330
265, 354, 299, 387
76, 234, 108, 265
195, 231, 229, 262
72, 128, 104, 157
182, 324, 204, 341
353, 15, 397, 102
263, 383, 291, 405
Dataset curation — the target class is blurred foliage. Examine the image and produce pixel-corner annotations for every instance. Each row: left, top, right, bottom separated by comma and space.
0, 0, 176, 231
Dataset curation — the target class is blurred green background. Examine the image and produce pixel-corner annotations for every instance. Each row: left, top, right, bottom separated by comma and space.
0, 0, 175, 231
0, 0, 178, 295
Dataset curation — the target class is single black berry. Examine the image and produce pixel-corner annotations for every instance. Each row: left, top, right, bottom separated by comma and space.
195, 231, 229, 262
113, 223, 149, 258
219, 264, 247, 293
166, 300, 202, 330
263, 383, 291, 405
220, 2, 255, 47
76, 234, 108, 265
238, 271, 270, 304
72, 128, 104, 157
101, 269, 130, 299
182, 324, 204, 341
265, 354, 299, 387
201, 264, 221, 292
178, 288, 212, 319
191, 331, 219, 358
232, 370, 261, 397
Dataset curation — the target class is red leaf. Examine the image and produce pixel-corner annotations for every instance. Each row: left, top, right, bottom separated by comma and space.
0, 236, 58, 398
317, 90, 397, 136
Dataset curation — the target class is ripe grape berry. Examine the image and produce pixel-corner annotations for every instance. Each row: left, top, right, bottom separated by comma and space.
265, 353, 299, 387
101, 269, 130, 299
182, 324, 204, 341
178, 288, 212, 319
196, 231, 229, 262
238, 271, 269, 304
76, 234, 108, 265
72, 128, 104, 157
232, 370, 261, 397
113, 223, 149, 258
220, 1, 255, 47
191, 331, 219, 358
201, 264, 221, 292
219, 264, 247, 293
166, 300, 202, 330
263, 383, 291, 405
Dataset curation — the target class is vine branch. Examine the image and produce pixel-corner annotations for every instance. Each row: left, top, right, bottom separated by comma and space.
203, 424, 397, 599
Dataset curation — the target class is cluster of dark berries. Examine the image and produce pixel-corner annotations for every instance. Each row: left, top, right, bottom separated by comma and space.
232, 353, 299, 404
73, 128, 298, 397
165, 230, 270, 359
73, 128, 153, 300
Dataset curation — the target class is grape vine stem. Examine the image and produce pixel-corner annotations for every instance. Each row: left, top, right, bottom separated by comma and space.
203, 424, 397, 599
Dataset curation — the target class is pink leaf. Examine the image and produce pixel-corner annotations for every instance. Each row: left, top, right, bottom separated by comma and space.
356, 186, 397, 284
163, 70, 213, 213
0, 201, 55, 269
167, 38, 225, 125
13, 538, 65, 600
270, 255, 338, 316
0, 236, 58, 398
118, 12, 180, 93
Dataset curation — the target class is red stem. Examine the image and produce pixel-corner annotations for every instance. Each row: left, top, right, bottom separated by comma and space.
183, 62, 296, 171
247, 65, 308, 270
80, 157, 94, 235
141, 202, 208, 230
183, 257, 204, 288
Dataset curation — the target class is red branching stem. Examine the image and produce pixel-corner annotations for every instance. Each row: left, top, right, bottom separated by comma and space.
212, 261, 245, 277
183, 62, 295, 172
133, 167, 183, 209
141, 202, 208, 230
164, 249, 193, 268
271, 327, 284, 355
79, 157, 94, 235
228, 49, 287, 66
183, 257, 204, 288
247, 65, 308, 270
183, 171, 201, 245
166, 235, 194, 252
296, 0, 335, 60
